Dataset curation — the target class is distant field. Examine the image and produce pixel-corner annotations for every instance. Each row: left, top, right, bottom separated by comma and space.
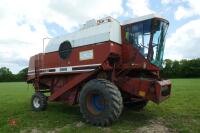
0, 79, 200, 133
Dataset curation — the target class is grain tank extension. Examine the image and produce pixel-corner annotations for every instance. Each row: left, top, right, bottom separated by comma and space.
27, 14, 171, 126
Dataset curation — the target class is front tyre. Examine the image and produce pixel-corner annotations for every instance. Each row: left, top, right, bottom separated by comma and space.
31, 92, 47, 111
79, 79, 123, 126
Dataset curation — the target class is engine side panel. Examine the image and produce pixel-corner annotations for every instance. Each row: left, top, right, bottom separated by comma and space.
27, 41, 121, 80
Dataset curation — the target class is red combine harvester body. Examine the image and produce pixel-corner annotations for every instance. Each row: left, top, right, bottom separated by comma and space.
27, 14, 171, 126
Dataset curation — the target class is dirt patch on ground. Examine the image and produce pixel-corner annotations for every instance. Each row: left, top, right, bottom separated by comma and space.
75, 121, 85, 128
134, 119, 176, 133
20, 119, 176, 133
20, 124, 71, 133
47, 124, 71, 133
20, 128, 42, 133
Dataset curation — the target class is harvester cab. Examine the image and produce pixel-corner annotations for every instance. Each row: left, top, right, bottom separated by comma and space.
122, 15, 169, 68
27, 14, 171, 126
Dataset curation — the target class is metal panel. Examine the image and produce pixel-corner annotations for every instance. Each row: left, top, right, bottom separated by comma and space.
121, 14, 164, 25
45, 17, 121, 53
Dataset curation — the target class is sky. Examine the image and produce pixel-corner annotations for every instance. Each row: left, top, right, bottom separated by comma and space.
0, 0, 200, 73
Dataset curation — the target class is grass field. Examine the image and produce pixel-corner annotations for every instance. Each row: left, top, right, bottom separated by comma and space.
0, 79, 200, 133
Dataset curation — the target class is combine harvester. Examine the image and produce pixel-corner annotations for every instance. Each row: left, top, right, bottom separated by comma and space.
27, 14, 171, 126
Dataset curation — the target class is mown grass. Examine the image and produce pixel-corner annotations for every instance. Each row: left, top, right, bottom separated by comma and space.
0, 79, 200, 133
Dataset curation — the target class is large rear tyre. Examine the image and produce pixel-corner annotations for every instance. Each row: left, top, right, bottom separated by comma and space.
79, 79, 123, 126
31, 92, 47, 111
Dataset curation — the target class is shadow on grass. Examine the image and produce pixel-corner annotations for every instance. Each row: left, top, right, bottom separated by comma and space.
1, 101, 162, 133
46, 102, 159, 131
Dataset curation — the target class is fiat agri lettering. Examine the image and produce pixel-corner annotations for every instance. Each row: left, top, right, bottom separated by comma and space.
27, 14, 171, 126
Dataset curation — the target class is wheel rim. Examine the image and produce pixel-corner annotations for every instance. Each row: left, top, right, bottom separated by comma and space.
33, 97, 40, 108
86, 93, 107, 115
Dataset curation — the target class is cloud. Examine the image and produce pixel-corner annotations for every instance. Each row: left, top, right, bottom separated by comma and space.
126, 0, 154, 16
161, 0, 183, 4
161, 0, 173, 4
0, 0, 123, 73
164, 19, 200, 60
174, 0, 200, 20
175, 6, 192, 20
49, 0, 123, 22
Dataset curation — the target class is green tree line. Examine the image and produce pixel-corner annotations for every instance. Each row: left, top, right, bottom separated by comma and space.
0, 67, 28, 82
0, 58, 200, 82
161, 58, 200, 78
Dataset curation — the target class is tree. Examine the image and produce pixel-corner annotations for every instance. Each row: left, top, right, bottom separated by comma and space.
161, 59, 173, 78
171, 60, 181, 78
0, 67, 28, 82
161, 58, 200, 78
0, 67, 15, 82
15, 67, 28, 81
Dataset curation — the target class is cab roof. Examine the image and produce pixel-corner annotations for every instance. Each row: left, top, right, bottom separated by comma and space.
121, 14, 167, 25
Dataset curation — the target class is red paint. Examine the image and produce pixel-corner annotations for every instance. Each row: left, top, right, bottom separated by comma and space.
49, 71, 95, 101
